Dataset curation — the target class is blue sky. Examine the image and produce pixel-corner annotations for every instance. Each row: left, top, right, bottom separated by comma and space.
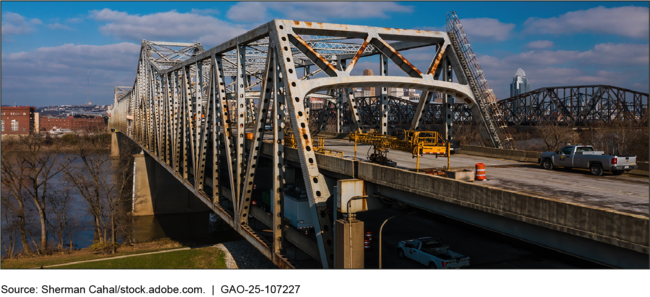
2, 1, 648, 106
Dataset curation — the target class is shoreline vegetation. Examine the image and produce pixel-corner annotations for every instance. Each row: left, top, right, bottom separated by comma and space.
1, 238, 226, 269
2, 132, 137, 260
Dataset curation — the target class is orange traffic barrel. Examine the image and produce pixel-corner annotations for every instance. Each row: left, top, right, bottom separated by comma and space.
365, 230, 373, 242
245, 132, 254, 140
364, 239, 371, 251
475, 163, 486, 181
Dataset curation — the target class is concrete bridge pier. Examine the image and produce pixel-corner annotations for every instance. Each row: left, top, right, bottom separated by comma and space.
111, 132, 119, 158
132, 152, 210, 216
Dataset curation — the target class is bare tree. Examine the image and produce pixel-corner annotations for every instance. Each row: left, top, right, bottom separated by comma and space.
46, 185, 77, 253
538, 123, 577, 151
5, 134, 75, 254
1, 198, 21, 258
63, 138, 108, 246
63, 133, 133, 253
588, 121, 649, 161
452, 123, 484, 147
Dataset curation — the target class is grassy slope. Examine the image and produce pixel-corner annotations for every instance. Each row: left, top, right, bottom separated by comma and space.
51, 248, 227, 269
1, 239, 184, 269
1, 247, 188, 269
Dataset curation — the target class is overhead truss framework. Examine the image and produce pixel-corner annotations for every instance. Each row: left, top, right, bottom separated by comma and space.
111, 16, 516, 269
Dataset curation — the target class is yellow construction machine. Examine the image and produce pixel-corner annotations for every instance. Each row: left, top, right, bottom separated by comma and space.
349, 129, 451, 171
284, 133, 344, 157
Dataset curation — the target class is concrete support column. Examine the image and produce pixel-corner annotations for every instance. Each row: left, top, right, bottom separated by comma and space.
111, 132, 120, 158
335, 219, 365, 269
132, 153, 154, 216
132, 152, 210, 216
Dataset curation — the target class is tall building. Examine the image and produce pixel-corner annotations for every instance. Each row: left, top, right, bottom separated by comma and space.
362, 69, 375, 97
510, 68, 530, 97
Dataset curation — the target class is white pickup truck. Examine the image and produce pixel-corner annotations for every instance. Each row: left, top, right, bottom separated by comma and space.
397, 237, 470, 269
539, 145, 637, 176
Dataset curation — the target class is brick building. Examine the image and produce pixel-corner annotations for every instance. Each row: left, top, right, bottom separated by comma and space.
1, 106, 36, 136
40, 116, 107, 133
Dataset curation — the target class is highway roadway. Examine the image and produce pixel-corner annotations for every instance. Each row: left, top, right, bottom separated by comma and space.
357, 207, 590, 269
322, 138, 649, 217
247, 167, 592, 269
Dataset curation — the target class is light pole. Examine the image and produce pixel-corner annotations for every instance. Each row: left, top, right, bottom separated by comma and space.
379, 211, 416, 269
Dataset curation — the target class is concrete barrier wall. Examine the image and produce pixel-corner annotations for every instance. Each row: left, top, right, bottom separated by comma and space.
459, 145, 541, 162
357, 162, 648, 254
461, 145, 649, 175
313, 131, 349, 139
260, 141, 355, 176
315, 153, 355, 176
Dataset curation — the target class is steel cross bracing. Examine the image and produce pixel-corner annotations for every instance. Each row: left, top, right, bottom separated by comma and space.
110, 18, 508, 269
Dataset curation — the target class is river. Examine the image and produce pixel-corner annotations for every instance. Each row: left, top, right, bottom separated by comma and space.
1, 152, 214, 257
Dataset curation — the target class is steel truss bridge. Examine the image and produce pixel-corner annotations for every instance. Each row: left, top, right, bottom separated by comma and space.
112, 13, 636, 268
310, 84, 649, 129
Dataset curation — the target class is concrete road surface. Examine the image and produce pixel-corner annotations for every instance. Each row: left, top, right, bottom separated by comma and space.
323, 138, 649, 216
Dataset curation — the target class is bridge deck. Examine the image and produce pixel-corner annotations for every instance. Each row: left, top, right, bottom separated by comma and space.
322, 138, 649, 216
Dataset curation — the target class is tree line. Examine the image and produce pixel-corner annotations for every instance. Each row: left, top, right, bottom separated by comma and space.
450, 120, 648, 160
1, 133, 136, 258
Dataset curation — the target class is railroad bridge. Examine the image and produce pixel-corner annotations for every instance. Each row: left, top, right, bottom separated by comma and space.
110, 14, 649, 269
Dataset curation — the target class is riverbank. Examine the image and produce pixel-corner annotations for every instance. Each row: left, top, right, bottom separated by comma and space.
49, 246, 228, 269
1, 238, 187, 269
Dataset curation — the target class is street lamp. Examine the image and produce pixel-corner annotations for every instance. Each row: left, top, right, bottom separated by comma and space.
379, 211, 416, 269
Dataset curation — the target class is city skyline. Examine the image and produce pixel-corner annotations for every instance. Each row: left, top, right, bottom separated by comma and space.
2, 1, 648, 106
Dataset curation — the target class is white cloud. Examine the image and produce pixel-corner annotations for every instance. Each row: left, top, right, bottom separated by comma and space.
65, 17, 84, 23
524, 6, 649, 38
190, 8, 220, 15
227, 2, 413, 23
475, 42, 649, 98
47, 23, 74, 31
500, 43, 649, 67
526, 40, 553, 49
418, 18, 515, 42
227, 2, 269, 23
456, 18, 515, 41
2, 42, 141, 106
2, 12, 42, 35
632, 82, 649, 90
89, 9, 248, 46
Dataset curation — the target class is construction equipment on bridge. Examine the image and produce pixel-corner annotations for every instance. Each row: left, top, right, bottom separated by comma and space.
284, 133, 344, 157
350, 129, 450, 171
